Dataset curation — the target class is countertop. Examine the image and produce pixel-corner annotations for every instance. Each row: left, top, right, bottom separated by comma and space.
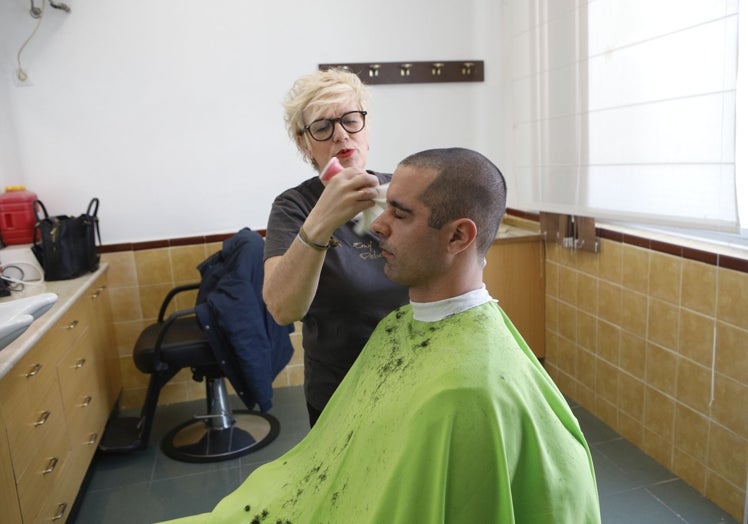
494, 217, 542, 243
0, 264, 108, 381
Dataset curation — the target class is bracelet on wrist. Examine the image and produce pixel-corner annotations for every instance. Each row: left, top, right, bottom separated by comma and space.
298, 226, 335, 251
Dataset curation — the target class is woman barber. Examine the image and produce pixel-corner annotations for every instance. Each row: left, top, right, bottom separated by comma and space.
263, 68, 408, 427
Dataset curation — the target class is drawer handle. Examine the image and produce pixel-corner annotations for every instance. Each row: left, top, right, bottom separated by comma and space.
91, 286, 105, 299
52, 502, 67, 521
74, 358, 87, 369
34, 410, 51, 427
26, 363, 43, 378
67, 319, 79, 330
86, 432, 98, 445
43, 456, 59, 475
80, 396, 93, 407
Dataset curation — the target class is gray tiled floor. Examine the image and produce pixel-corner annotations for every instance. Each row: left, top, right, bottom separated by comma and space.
71, 386, 739, 524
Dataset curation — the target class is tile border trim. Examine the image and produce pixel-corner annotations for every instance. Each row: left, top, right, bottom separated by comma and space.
100, 230, 266, 254
506, 209, 748, 273
99, 212, 748, 274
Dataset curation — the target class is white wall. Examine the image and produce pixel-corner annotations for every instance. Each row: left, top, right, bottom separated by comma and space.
0, 0, 506, 243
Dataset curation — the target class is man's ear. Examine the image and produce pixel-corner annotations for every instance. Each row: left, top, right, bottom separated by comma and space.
446, 218, 478, 254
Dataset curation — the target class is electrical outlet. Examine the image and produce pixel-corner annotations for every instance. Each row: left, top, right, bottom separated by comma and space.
12, 69, 34, 87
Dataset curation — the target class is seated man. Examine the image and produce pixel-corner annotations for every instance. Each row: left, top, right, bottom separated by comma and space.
162, 148, 601, 524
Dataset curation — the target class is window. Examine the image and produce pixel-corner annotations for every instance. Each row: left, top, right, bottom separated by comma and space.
506, 0, 742, 241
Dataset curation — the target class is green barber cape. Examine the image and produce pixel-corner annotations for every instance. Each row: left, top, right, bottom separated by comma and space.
162, 302, 601, 524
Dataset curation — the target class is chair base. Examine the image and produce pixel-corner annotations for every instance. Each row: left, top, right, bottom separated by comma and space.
161, 409, 280, 463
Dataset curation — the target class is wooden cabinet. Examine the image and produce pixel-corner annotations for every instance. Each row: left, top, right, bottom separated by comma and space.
88, 274, 121, 408
483, 229, 545, 359
0, 269, 120, 524
0, 413, 22, 524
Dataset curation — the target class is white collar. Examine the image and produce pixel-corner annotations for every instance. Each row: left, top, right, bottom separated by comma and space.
411, 285, 494, 322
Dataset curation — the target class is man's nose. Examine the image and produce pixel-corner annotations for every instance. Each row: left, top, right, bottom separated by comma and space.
371, 213, 387, 238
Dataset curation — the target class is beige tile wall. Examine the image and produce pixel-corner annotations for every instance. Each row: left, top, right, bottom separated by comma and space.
101, 244, 304, 414
101, 231, 746, 520
544, 239, 747, 521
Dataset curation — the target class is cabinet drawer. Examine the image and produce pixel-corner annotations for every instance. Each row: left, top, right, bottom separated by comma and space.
66, 409, 103, 507
50, 446, 92, 524
58, 328, 109, 487
16, 425, 71, 524
44, 296, 88, 358
57, 329, 101, 419
67, 400, 104, 476
88, 276, 121, 409
0, 335, 61, 422
64, 374, 107, 475
64, 380, 108, 452
4, 378, 68, 478
65, 354, 107, 471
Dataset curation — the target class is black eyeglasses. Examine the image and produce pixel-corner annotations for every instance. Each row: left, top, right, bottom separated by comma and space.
302, 110, 367, 141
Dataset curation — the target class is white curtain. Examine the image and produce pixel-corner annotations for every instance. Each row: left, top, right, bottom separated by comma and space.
506, 0, 739, 231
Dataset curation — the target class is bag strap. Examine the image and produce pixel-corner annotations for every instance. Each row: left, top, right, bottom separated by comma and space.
86, 197, 100, 218
87, 198, 102, 247
33, 200, 49, 221
94, 218, 102, 247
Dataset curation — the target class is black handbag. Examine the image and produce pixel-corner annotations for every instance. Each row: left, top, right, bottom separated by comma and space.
31, 198, 101, 281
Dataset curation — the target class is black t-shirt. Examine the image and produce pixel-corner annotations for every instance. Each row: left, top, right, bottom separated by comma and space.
264, 172, 409, 411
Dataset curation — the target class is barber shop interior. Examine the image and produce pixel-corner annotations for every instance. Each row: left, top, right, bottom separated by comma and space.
0, 1, 745, 523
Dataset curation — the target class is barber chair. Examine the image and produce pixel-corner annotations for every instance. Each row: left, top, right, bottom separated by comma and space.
99, 228, 294, 463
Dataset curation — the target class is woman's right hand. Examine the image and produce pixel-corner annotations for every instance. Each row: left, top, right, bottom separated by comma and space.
302, 167, 381, 243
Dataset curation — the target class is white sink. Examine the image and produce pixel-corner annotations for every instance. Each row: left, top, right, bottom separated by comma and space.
0, 293, 58, 351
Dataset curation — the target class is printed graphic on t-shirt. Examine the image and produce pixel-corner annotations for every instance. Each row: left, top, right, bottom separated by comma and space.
353, 239, 383, 260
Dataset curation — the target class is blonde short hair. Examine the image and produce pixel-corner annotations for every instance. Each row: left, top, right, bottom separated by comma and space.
283, 68, 369, 164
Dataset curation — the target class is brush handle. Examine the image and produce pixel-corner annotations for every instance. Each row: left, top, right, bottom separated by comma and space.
320, 157, 344, 181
